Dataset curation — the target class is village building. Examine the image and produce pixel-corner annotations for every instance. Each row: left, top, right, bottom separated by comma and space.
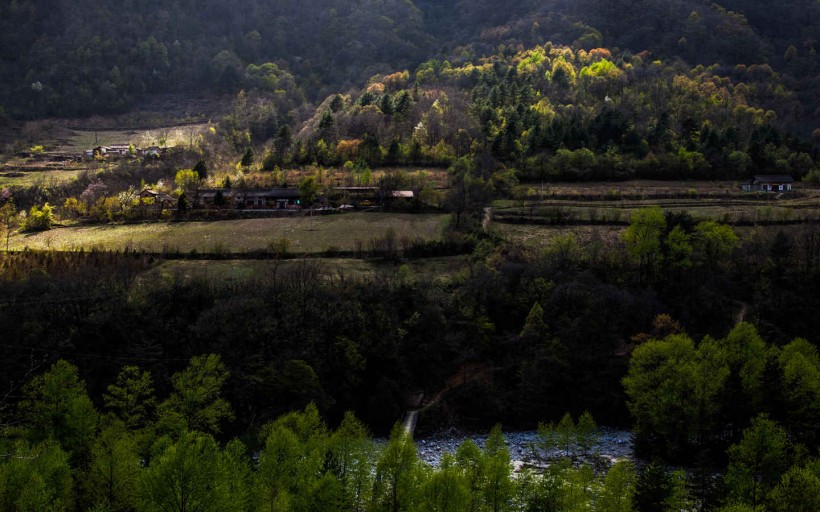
198, 188, 301, 209
334, 186, 414, 204
140, 146, 162, 157
138, 189, 175, 211
105, 144, 132, 156
235, 189, 301, 209
84, 144, 164, 159
742, 175, 794, 192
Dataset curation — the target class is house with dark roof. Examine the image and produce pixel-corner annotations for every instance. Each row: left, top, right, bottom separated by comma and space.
105, 144, 132, 156
742, 175, 794, 192
138, 189, 175, 211
235, 189, 301, 209
198, 188, 301, 209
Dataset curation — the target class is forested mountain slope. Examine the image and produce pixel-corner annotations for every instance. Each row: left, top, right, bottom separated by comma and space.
1, 0, 818, 136
241, 40, 816, 183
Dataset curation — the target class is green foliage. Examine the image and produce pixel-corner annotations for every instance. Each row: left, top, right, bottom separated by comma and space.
598, 461, 637, 512
576, 411, 597, 457
0, 441, 74, 512
0, 198, 18, 251
777, 338, 820, 446
299, 175, 319, 207
444, 156, 494, 227
693, 221, 739, 268
174, 169, 200, 192
374, 424, 419, 512
193, 160, 208, 181
482, 425, 514, 511
556, 413, 576, 458
1, 348, 819, 512
802, 169, 820, 184
552, 148, 598, 179
254, 423, 303, 509
550, 58, 577, 88
721, 323, 767, 408
23, 203, 54, 232
417, 453, 470, 512
141, 431, 243, 512
532, 412, 598, 462
622, 206, 666, 282
156, 354, 234, 435
634, 462, 691, 512
724, 415, 790, 507
104, 365, 156, 430
240, 147, 255, 168
766, 462, 820, 512
83, 424, 141, 511
663, 225, 693, 269
328, 411, 374, 509
20, 360, 99, 462
623, 333, 728, 458
580, 58, 622, 80
177, 193, 190, 214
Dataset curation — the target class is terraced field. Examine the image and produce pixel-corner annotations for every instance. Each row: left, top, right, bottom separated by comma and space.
9, 212, 449, 253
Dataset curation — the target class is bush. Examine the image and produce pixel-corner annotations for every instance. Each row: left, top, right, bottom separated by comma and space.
24, 203, 54, 231
802, 169, 820, 185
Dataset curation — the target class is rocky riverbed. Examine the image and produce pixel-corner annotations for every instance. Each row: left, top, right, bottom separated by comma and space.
414, 428, 634, 471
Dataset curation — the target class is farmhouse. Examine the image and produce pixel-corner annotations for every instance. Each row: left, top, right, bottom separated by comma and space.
235, 189, 301, 209
198, 188, 301, 209
138, 189, 175, 211
105, 144, 132, 156
742, 175, 794, 192
141, 146, 162, 157
84, 144, 165, 159
334, 186, 414, 204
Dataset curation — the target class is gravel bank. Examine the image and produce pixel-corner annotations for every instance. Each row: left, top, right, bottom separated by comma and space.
415, 428, 634, 471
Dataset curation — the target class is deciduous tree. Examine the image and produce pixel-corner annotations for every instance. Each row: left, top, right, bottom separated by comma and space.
156, 354, 234, 435
622, 206, 666, 283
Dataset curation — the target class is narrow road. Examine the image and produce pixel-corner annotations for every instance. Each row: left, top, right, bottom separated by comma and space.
401, 363, 496, 438
402, 410, 419, 437
482, 207, 493, 231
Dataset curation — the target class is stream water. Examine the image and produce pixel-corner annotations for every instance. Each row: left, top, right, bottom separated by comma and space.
413, 428, 635, 471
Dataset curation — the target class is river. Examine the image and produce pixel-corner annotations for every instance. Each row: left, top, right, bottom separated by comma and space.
414, 427, 634, 471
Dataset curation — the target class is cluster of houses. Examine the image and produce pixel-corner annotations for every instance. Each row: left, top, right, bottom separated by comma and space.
84, 144, 165, 159
128, 169, 798, 217
199, 188, 302, 209
137, 186, 415, 211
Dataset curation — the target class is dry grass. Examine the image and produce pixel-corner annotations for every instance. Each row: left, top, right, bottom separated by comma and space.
497, 180, 820, 226
141, 254, 467, 283
496, 223, 624, 250
8, 213, 449, 253
57, 124, 211, 153
0, 169, 86, 187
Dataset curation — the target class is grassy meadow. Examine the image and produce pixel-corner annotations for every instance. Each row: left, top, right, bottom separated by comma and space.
142, 254, 467, 284
57, 124, 211, 153
9, 213, 449, 253
0, 168, 86, 187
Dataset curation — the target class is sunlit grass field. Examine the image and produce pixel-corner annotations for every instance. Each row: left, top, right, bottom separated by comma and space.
9, 213, 449, 253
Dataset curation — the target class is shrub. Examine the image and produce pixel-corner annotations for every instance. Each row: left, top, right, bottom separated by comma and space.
802, 169, 820, 185
24, 203, 54, 231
